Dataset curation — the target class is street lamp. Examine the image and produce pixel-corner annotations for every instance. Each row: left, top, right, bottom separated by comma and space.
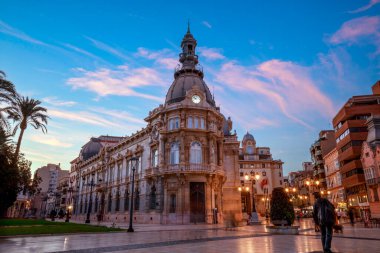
245, 171, 260, 224
127, 157, 139, 233
65, 205, 73, 222
83, 172, 100, 224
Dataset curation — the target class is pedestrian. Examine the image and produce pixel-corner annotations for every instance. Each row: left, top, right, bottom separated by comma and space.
313, 192, 336, 253
348, 208, 355, 226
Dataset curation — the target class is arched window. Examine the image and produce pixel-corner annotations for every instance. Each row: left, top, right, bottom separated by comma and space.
170, 142, 180, 164
247, 145, 253, 155
115, 191, 120, 211
107, 193, 112, 212
190, 142, 202, 164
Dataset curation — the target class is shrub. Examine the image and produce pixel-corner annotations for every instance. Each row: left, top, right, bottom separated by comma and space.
270, 187, 295, 225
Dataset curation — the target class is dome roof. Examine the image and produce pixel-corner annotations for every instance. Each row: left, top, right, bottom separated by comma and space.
243, 132, 256, 144
165, 72, 215, 105
80, 137, 103, 161
165, 26, 215, 106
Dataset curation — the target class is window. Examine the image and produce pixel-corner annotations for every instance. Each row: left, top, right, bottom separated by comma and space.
170, 142, 180, 164
200, 118, 205, 129
115, 191, 120, 211
194, 117, 199, 128
107, 193, 112, 212
152, 149, 158, 167
188, 117, 193, 128
169, 117, 180, 130
247, 146, 253, 155
262, 163, 265, 168
150, 186, 156, 209
240, 172, 244, 177
170, 194, 176, 213
262, 171, 266, 176
190, 142, 202, 164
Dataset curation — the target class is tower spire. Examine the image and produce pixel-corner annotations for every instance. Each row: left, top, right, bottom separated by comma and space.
187, 19, 191, 34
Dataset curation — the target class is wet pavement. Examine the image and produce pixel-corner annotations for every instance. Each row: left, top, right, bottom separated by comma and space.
1, 219, 380, 253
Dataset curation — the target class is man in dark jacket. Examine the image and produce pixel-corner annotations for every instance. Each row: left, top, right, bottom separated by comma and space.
313, 192, 334, 253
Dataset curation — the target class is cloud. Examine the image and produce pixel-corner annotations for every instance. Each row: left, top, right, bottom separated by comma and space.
42, 97, 77, 107
85, 36, 134, 61
202, 21, 212, 29
135, 47, 178, 69
348, 0, 380, 13
198, 47, 225, 60
66, 65, 164, 101
49, 109, 123, 128
329, 16, 380, 54
0, 20, 49, 46
29, 135, 73, 148
61, 43, 102, 61
90, 107, 145, 125
214, 60, 335, 128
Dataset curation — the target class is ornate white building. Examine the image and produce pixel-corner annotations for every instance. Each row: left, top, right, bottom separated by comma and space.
70, 28, 243, 225
238, 132, 284, 217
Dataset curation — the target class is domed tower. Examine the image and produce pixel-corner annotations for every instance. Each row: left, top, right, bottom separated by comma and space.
242, 132, 256, 155
145, 26, 242, 225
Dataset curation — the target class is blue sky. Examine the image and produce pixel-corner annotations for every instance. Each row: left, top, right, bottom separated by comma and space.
1, 0, 379, 175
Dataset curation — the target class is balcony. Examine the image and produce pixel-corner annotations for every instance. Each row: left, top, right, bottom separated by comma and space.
163, 163, 224, 176
342, 174, 365, 188
145, 167, 160, 178
367, 177, 380, 186
339, 146, 362, 162
340, 160, 362, 174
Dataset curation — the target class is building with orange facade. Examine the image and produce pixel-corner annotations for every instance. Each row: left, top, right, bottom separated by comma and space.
333, 81, 380, 215
361, 115, 380, 218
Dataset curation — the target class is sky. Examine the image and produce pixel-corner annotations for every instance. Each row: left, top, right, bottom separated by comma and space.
1, 0, 380, 176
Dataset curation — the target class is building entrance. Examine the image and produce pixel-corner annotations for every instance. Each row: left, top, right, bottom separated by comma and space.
190, 182, 205, 223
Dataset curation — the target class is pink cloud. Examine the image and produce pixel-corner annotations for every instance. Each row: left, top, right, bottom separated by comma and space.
198, 47, 225, 60
215, 60, 335, 128
136, 47, 178, 69
67, 65, 164, 101
329, 16, 380, 45
348, 0, 380, 13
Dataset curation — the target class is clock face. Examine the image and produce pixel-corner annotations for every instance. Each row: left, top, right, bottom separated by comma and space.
192, 95, 201, 104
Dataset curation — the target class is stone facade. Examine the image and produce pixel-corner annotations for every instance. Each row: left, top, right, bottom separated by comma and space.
70, 29, 242, 225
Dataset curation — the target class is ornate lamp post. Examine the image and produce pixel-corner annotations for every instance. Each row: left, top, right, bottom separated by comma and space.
127, 157, 139, 233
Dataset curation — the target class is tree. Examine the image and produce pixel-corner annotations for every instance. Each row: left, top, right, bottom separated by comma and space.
6, 96, 49, 159
270, 187, 295, 226
0, 71, 17, 131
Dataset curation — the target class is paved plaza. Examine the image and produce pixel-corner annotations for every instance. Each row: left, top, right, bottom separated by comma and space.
1, 220, 380, 253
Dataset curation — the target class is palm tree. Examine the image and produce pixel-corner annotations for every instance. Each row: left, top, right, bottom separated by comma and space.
0, 71, 17, 131
6, 96, 49, 158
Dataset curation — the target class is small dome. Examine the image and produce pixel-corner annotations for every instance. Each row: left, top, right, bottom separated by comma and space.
243, 132, 256, 144
80, 137, 103, 161
165, 73, 215, 106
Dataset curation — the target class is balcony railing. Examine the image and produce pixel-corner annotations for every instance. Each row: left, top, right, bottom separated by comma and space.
162, 163, 224, 175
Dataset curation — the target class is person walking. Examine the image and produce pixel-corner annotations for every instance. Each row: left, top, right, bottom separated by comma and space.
348, 208, 355, 226
313, 192, 336, 253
